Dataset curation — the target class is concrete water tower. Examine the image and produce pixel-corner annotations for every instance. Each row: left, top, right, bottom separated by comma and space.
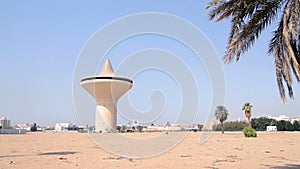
80, 59, 133, 132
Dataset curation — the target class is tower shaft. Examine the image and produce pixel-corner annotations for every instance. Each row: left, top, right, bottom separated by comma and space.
95, 104, 117, 132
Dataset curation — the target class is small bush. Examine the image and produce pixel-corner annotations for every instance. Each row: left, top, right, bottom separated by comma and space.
243, 126, 257, 137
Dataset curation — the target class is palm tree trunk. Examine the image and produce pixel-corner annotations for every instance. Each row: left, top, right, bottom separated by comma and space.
221, 122, 224, 134
245, 111, 252, 128
248, 117, 252, 128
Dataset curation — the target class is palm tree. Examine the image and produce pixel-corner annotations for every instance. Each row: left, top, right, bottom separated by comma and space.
214, 105, 229, 134
242, 102, 253, 127
206, 0, 300, 103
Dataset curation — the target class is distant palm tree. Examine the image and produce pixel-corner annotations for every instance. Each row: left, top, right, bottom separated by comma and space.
206, 0, 300, 102
242, 102, 253, 127
215, 105, 229, 134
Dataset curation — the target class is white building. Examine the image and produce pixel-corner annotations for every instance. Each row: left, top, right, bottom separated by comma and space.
168, 124, 182, 131
55, 123, 69, 131
267, 126, 277, 132
0, 117, 26, 134
15, 123, 31, 131
0, 117, 11, 129
267, 115, 300, 123
267, 115, 291, 121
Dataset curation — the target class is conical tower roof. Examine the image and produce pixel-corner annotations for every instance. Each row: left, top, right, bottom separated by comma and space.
99, 59, 115, 77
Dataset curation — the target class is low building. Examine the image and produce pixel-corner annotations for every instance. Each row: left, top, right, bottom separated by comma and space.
0, 117, 26, 134
267, 115, 300, 123
15, 123, 31, 131
55, 123, 69, 131
0, 129, 26, 134
267, 115, 291, 121
168, 124, 182, 131
266, 126, 277, 132
0, 117, 11, 129
145, 125, 165, 132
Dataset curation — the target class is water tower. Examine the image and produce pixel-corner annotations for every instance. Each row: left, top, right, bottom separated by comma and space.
81, 60, 133, 132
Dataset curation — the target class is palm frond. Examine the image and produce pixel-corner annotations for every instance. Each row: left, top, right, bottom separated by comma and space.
268, 0, 300, 100
214, 105, 229, 122
282, 0, 300, 80
207, 0, 300, 102
225, 0, 282, 63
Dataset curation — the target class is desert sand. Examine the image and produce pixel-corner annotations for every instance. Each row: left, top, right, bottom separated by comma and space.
0, 131, 299, 169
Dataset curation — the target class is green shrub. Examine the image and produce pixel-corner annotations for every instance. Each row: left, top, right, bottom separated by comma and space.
243, 126, 257, 137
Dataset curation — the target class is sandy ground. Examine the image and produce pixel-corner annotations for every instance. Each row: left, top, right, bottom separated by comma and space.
0, 131, 299, 169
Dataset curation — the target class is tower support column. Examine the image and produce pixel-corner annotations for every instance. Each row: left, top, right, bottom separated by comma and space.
95, 103, 117, 133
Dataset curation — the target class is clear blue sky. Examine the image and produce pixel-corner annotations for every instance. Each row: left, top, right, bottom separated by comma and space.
1, 1, 299, 126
